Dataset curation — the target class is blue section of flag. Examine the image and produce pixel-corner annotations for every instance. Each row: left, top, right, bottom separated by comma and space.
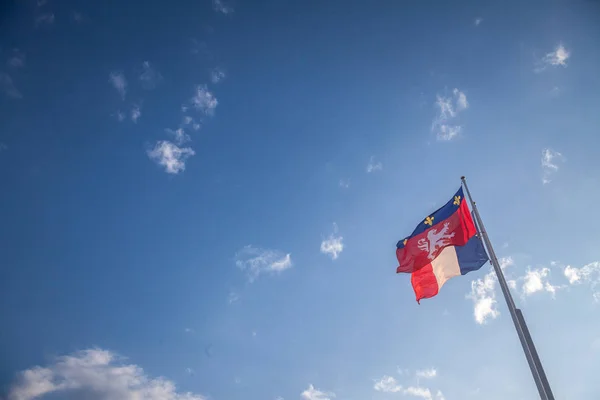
396, 187, 465, 249
456, 235, 489, 275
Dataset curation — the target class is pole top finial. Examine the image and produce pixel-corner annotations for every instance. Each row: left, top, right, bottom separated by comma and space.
460, 176, 466, 181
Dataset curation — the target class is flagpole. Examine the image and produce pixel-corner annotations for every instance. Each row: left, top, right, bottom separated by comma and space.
460, 177, 554, 400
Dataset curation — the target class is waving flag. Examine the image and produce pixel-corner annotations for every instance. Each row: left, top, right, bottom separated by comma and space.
396, 187, 477, 273
410, 235, 489, 303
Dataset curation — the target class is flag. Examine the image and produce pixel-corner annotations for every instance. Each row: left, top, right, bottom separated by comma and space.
410, 235, 489, 303
396, 187, 477, 273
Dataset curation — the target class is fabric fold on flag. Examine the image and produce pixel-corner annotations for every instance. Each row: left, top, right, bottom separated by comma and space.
396, 187, 477, 274
410, 235, 489, 303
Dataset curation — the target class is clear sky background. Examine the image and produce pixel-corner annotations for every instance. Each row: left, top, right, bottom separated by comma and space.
1, 1, 600, 399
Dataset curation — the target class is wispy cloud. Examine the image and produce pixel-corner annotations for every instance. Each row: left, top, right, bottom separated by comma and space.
181, 116, 201, 131
0, 72, 22, 98
235, 245, 292, 282
190, 85, 218, 115
373, 376, 436, 400
210, 67, 226, 84
7, 49, 25, 68
404, 386, 433, 400
35, 13, 55, 27
301, 385, 335, 400
72, 11, 85, 24
184, 328, 194, 333
228, 291, 240, 304
7, 348, 207, 400
0, 143, 7, 152
432, 89, 468, 141
115, 110, 126, 122
374, 370, 442, 400
139, 61, 162, 90
536, 44, 570, 72
564, 261, 600, 302
147, 140, 195, 174
415, 368, 437, 379
131, 104, 142, 123
339, 179, 350, 189
541, 148, 564, 184
467, 257, 513, 324
374, 376, 402, 393
109, 71, 127, 99
366, 156, 383, 173
320, 223, 344, 260
213, 0, 234, 14
165, 128, 190, 145
474, 17, 483, 26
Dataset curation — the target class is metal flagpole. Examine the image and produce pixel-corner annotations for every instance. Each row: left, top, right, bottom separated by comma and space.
461, 177, 554, 400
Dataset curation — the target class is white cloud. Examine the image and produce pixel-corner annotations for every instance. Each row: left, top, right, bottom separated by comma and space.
7, 348, 207, 400
190, 85, 218, 115
474, 17, 483, 26
467, 269, 499, 324
235, 245, 292, 282
139, 61, 162, 90
115, 110, 126, 122
109, 71, 127, 99
522, 267, 560, 297
453, 88, 468, 111
436, 125, 461, 141
35, 13, 55, 27
0, 72, 22, 98
166, 128, 190, 145
301, 385, 335, 400
431, 89, 468, 141
367, 156, 383, 173
404, 386, 433, 400
320, 223, 344, 260
541, 148, 564, 184
466, 257, 512, 324
147, 140, 195, 174
184, 328, 194, 333
375, 370, 442, 400
374, 376, 402, 393
7, 50, 25, 68
210, 67, 226, 84
542, 44, 570, 68
415, 368, 437, 379
228, 291, 240, 304
131, 104, 142, 123
213, 0, 234, 14
564, 261, 600, 301
339, 179, 350, 189
185, 368, 194, 376
500, 256, 514, 271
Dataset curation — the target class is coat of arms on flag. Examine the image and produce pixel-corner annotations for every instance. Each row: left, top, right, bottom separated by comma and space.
396, 187, 489, 303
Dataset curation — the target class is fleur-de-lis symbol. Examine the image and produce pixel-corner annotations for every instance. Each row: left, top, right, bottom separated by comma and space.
424, 216, 434, 226
403, 238, 408, 246
453, 195, 461, 206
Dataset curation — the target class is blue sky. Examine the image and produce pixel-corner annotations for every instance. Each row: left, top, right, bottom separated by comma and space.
1, 0, 600, 399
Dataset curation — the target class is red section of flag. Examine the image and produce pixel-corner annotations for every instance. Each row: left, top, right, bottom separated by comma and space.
396, 200, 476, 273
410, 263, 438, 304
